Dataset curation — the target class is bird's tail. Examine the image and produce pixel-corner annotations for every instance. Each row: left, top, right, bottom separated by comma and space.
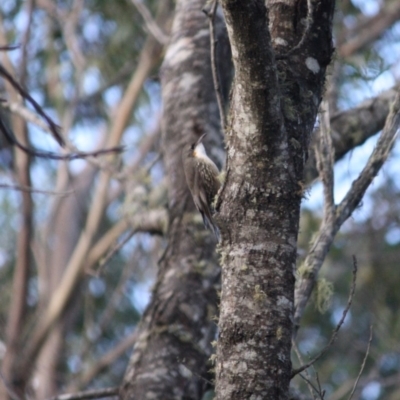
201, 211, 220, 242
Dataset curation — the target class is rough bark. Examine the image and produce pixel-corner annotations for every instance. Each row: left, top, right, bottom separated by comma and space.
120, 1, 230, 399
215, 1, 335, 399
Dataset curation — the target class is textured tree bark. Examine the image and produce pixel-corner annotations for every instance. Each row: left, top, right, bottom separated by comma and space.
120, 1, 230, 399
215, 1, 335, 399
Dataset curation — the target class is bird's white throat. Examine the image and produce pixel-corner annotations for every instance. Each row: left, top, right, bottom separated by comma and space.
194, 142, 210, 161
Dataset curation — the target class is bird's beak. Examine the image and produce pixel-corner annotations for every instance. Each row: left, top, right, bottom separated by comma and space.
196, 133, 207, 147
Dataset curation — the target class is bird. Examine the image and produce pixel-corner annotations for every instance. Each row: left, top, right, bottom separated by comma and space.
182, 133, 221, 240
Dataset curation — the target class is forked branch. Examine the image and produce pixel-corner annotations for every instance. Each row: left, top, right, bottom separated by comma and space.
294, 90, 400, 333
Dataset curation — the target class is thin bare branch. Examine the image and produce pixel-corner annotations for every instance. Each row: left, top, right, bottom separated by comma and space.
338, 2, 400, 58
72, 251, 143, 389
336, 90, 400, 227
348, 325, 373, 400
86, 219, 130, 272
18, 0, 34, 84
0, 183, 73, 196
315, 101, 335, 216
305, 86, 399, 183
61, 0, 86, 73
74, 332, 138, 389
48, 387, 119, 400
130, 0, 169, 45
314, 371, 326, 399
293, 341, 317, 400
0, 116, 123, 160
93, 208, 166, 276
2, 100, 124, 172
95, 230, 135, 276
0, 45, 20, 51
203, 0, 226, 130
298, 373, 323, 400
2, 100, 54, 132
0, 64, 64, 146
292, 258, 357, 377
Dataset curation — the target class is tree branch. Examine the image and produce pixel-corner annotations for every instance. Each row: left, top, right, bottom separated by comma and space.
0, 183, 73, 196
74, 332, 138, 389
48, 387, 119, 400
14, 4, 168, 381
348, 325, 373, 400
294, 90, 400, 334
336, 90, 400, 226
338, 2, 400, 58
130, 0, 169, 45
0, 116, 123, 160
221, 0, 281, 129
305, 87, 398, 183
0, 64, 64, 146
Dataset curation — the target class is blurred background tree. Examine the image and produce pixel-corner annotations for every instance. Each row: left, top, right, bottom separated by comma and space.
0, 0, 399, 399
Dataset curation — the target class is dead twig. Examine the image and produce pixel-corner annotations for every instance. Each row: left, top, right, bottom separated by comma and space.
348, 325, 373, 400
130, 0, 169, 45
0, 64, 64, 146
0, 45, 20, 51
298, 373, 323, 400
293, 341, 317, 400
0, 183, 73, 196
314, 370, 326, 399
18, 0, 34, 84
73, 331, 138, 389
292, 257, 358, 377
0, 116, 123, 160
48, 386, 119, 400
95, 230, 135, 276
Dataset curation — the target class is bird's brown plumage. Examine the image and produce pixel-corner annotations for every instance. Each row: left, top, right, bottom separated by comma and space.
182, 133, 220, 239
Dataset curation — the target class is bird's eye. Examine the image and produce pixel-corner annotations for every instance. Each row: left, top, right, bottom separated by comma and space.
190, 144, 195, 150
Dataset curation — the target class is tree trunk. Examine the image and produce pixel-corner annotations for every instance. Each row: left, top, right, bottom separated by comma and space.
215, 1, 335, 398
33, 167, 97, 398
120, 1, 230, 399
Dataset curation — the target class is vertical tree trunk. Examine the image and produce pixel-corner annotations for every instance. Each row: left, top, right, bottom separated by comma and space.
2, 117, 32, 399
34, 167, 97, 398
0, 40, 32, 396
120, 1, 230, 399
215, 1, 335, 398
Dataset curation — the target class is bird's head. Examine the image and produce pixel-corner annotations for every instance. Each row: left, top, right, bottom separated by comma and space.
184, 133, 207, 159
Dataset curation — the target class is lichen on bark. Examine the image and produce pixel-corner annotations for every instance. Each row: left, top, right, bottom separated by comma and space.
215, 1, 335, 399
